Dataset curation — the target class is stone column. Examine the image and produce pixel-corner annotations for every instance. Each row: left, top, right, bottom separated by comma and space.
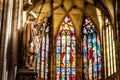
0, 0, 13, 80
8, 0, 22, 80
0, 0, 4, 45
0, 0, 23, 80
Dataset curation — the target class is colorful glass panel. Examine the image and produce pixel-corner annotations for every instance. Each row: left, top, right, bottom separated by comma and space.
56, 16, 76, 80
36, 16, 50, 80
82, 17, 101, 80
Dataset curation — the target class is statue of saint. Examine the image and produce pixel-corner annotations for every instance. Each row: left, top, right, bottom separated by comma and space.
22, 11, 41, 69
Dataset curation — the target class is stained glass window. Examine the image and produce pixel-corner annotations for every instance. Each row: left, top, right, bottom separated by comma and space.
82, 17, 101, 80
103, 18, 116, 77
56, 16, 76, 80
96, 7, 116, 78
36, 16, 50, 80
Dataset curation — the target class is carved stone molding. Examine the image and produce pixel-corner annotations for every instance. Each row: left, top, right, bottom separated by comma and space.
17, 69, 38, 80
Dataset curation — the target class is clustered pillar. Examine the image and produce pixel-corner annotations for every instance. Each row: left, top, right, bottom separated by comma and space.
0, 0, 22, 80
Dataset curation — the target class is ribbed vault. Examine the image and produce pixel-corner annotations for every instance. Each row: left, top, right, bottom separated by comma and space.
27, 0, 103, 37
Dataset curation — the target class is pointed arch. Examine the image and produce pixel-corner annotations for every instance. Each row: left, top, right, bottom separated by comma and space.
82, 16, 102, 80
56, 16, 76, 80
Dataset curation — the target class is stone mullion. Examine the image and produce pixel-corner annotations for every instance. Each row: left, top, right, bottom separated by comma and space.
52, 34, 56, 80
117, 3, 120, 70
101, 16, 106, 79
48, 0, 53, 80
116, 21, 120, 70
77, 14, 84, 80
118, 20, 120, 69
49, 14, 54, 80
76, 35, 81, 80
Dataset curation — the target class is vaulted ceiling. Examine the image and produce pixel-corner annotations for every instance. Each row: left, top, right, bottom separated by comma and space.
25, 0, 116, 36
29, 0, 115, 23
95, 0, 115, 24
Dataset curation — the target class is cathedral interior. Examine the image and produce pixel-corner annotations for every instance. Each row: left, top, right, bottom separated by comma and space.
0, 0, 120, 80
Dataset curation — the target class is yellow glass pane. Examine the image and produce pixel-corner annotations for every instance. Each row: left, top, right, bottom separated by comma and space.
72, 59, 76, 67
110, 57, 113, 65
111, 66, 113, 74
108, 68, 110, 76
108, 61, 110, 69
113, 51, 116, 73
106, 27, 110, 62
105, 18, 109, 24
113, 53, 116, 65
106, 27, 108, 44
111, 30, 113, 39
108, 61, 111, 76
107, 51, 110, 61
111, 28, 117, 73
114, 64, 116, 72
103, 29, 107, 79
106, 27, 109, 48
110, 52, 113, 67
110, 57, 113, 74
113, 42, 116, 73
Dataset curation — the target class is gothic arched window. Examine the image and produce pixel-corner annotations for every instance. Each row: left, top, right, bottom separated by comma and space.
36, 16, 50, 79
82, 17, 101, 80
56, 16, 76, 80
103, 17, 116, 78
96, 7, 116, 78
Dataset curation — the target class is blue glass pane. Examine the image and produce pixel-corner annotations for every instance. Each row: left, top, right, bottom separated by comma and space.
56, 68, 60, 73
83, 17, 101, 80
72, 40, 76, 46
56, 47, 61, 54
36, 53, 40, 72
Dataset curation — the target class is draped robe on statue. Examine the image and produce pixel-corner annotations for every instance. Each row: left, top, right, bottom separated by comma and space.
22, 20, 41, 69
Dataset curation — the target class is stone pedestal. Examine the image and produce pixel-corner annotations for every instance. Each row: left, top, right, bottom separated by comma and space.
17, 69, 38, 80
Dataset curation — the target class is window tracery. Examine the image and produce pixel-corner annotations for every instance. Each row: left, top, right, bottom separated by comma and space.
56, 16, 76, 80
